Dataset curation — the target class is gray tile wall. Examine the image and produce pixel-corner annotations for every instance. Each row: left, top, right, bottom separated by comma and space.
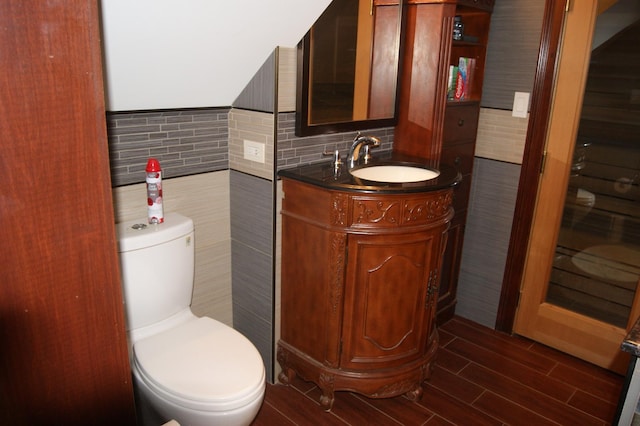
276, 112, 395, 169
456, 158, 520, 327
107, 108, 230, 186
481, 0, 545, 110
229, 170, 275, 380
233, 51, 276, 113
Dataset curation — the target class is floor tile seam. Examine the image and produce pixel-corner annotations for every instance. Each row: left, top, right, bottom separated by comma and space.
550, 361, 624, 393
262, 400, 310, 425
466, 374, 612, 426
566, 387, 620, 418
446, 318, 537, 352
569, 391, 621, 411
530, 343, 624, 386
438, 336, 474, 373
286, 388, 352, 426
426, 368, 490, 411
468, 388, 565, 426
448, 332, 559, 374
449, 335, 563, 382
458, 360, 590, 417
418, 412, 437, 426
350, 393, 407, 425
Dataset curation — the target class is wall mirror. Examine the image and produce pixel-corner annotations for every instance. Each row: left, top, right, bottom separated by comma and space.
295, 0, 405, 136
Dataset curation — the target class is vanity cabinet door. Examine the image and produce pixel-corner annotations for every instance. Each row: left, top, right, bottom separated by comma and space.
340, 230, 441, 370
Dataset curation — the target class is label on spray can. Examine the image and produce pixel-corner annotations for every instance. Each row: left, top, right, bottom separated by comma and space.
145, 158, 164, 224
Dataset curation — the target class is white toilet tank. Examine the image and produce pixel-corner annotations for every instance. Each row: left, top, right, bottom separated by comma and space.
117, 213, 195, 331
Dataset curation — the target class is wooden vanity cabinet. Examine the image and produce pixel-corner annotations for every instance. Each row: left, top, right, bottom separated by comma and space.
394, 0, 493, 323
278, 178, 454, 410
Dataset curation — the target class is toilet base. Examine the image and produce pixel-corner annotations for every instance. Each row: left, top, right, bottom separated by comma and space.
134, 379, 167, 426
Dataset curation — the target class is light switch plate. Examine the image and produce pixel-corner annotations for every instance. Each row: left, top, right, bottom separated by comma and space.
512, 92, 530, 118
243, 140, 265, 163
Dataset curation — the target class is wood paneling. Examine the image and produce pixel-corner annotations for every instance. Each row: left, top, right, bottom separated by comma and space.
0, 1, 135, 424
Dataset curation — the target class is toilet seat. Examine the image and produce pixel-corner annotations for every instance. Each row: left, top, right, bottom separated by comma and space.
133, 316, 265, 412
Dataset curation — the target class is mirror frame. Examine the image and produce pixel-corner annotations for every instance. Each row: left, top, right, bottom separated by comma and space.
295, 0, 406, 136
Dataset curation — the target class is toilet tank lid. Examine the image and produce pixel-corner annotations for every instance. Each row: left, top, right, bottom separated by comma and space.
117, 212, 194, 252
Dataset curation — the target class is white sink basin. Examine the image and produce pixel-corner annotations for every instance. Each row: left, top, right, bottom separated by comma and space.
350, 165, 440, 183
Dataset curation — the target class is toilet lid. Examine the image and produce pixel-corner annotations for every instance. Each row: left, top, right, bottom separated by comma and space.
134, 317, 265, 405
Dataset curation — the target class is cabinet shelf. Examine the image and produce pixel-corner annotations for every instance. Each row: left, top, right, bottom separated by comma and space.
452, 39, 483, 47
446, 99, 481, 106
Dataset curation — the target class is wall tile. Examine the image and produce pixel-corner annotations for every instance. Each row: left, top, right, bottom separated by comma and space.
230, 170, 274, 379
107, 108, 229, 186
456, 158, 520, 328
276, 112, 395, 169
228, 109, 275, 181
482, 0, 545, 109
277, 47, 297, 113
475, 108, 528, 164
112, 171, 233, 326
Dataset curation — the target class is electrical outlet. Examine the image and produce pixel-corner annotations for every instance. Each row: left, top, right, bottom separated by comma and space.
243, 140, 265, 163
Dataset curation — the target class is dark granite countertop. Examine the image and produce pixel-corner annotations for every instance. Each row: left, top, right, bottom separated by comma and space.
278, 152, 461, 194
622, 317, 640, 357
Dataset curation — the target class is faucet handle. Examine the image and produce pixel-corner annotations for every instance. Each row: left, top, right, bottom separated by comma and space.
323, 149, 343, 168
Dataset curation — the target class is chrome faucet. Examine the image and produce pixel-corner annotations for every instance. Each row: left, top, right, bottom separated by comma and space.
348, 133, 381, 168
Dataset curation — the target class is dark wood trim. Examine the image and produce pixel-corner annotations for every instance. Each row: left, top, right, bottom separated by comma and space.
294, 0, 404, 136
495, 0, 567, 332
0, 1, 136, 423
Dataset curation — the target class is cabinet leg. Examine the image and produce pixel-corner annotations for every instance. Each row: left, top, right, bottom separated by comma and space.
318, 372, 336, 411
278, 367, 296, 386
404, 384, 424, 402
319, 390, 335, 412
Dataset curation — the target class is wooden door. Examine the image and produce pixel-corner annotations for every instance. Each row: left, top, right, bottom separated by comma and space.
514, 0, 640, 374
0, 1, 136, 423
340, 231, 438, 369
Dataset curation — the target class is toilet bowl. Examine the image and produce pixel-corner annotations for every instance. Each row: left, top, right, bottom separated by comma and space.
117, 213, 265, 426
572, 244, 640, 284
565, 188, 595, 227
132, 314, 265, 426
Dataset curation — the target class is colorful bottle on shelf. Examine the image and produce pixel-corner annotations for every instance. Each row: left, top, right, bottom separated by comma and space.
145, 158, 164, 224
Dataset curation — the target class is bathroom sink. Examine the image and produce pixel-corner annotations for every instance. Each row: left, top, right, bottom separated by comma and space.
350, 165, 440, 183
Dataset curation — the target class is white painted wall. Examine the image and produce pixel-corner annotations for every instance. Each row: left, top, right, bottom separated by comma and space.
101, 0, 331, 111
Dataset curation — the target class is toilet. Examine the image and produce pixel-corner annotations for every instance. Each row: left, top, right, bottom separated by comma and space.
116, 212, 265, 426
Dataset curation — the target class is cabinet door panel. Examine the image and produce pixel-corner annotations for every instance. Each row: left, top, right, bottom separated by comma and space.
341, 232, 436, 369
280, 216, 346, 366
443, 104, 480, 143
441, 141, 475, 175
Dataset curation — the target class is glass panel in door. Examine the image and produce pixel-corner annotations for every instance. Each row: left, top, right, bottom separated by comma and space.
546, 14, 640, 329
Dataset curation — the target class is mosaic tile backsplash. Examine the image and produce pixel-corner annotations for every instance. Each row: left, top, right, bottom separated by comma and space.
107, 108, 230, 186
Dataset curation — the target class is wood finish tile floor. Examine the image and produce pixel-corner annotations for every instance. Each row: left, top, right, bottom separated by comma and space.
253, 316, 625, 425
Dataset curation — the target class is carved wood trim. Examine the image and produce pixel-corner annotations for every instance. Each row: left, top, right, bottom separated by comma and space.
354, 199, 402, 225
325, 232, 347, 367
350, 192, 453, 228
330, 193, 349, 226
404, 192, 453, 224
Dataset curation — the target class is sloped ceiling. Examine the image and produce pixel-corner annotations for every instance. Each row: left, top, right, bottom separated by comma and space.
101, 0, 331, 111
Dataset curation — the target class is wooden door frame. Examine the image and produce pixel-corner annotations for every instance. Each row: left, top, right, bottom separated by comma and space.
496, 0, 569, 332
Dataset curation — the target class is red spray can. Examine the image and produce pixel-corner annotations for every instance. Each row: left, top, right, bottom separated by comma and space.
145, 158, 164, 224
